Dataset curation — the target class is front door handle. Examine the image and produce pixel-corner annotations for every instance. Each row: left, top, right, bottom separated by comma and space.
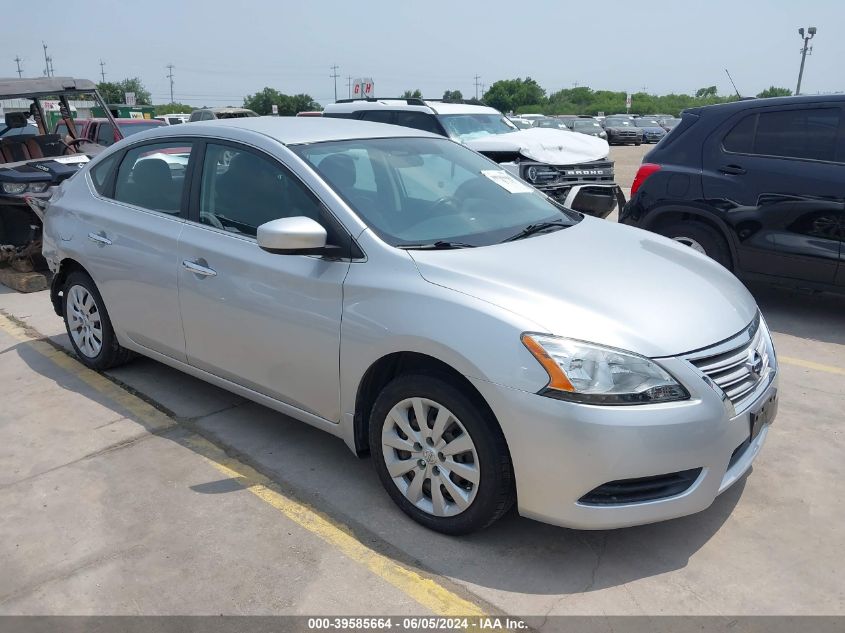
719, 164, 746, 175
87, 231, 112, 246
182, 259, 217, 277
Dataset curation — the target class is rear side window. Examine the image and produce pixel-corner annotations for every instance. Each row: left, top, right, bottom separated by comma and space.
359, 110, 394, 124
723, 107, 842, 162
112, 142, 194, 214
96, 123, 115, 146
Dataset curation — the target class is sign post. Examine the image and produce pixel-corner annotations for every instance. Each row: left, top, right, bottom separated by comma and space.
352, 78, 374, 99
625, 93, 632, 114
124, 92, 136, 106
271, 104, 279, 116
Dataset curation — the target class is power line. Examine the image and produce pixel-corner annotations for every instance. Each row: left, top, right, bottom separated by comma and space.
330, 64, 340, 102
99, 59, 106, 83
166, 63, 175, 103
14, 56, 22, 78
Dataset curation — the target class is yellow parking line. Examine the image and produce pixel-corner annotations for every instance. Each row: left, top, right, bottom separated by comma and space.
0, 311, 485, 617
779, 356, 845, 376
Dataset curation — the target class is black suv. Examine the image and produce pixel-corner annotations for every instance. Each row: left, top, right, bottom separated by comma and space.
620, 95, 845, 291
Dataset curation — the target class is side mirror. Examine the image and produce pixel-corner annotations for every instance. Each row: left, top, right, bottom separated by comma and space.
257, 216, 327, 255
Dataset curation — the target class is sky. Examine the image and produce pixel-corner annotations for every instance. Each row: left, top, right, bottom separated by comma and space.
5, 0, 844, 107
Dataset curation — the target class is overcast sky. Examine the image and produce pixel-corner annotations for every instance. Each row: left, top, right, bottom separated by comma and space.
6, 0, 843, 106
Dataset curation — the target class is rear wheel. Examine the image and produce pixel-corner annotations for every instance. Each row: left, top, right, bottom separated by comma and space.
62, 271, 133, 370
369, 374, 515, 535
656, 220, 732, 269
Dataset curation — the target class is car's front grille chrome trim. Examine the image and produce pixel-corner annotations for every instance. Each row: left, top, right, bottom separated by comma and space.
684, 315, 773, 413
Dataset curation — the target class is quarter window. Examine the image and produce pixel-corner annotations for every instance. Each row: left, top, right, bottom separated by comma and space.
96, 123, 115, 146
112, 142, 194, 214
198, 144, 326, 237
89, 152, 120, 196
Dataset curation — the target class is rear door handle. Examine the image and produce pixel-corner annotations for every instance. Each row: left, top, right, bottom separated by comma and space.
719, 164, 746, 175
87, 231, 112, 246
182, 259, 217, 277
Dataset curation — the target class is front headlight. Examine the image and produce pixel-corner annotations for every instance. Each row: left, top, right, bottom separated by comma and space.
2, 182, 27, 195
522, 333, 689, 404
28, 182, 49, 193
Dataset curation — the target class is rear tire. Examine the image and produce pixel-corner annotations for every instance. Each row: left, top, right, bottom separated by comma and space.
656, 220, 732, 270
369, 374, 515, 535
62, 271, 133, 370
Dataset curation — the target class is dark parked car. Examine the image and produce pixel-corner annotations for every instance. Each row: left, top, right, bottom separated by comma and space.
571, 118, 607, 139
603, 117, 642, 145
633, 118, 666, 143
620, 95, 845, 291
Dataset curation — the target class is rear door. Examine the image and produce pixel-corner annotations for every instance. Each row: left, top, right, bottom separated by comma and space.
79, 139, 195, 360
702, 103, 845, 284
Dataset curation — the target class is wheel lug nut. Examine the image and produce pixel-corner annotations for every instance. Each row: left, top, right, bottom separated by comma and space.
426, 437, 434, 446
438, 452, 445, 462
432, 466, 440, 476
417, 459, 426, 469
413, 442, 422, 451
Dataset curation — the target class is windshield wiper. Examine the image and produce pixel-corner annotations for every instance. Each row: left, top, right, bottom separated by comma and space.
502, 220, 569, 243
397, 240, 477, 250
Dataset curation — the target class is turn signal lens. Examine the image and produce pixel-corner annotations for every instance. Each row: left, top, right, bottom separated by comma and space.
522, 334, 575, 392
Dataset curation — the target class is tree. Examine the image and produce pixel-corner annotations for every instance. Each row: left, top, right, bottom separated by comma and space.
482, 77, 545, 113
695, 85, 718, 99
153, 103, 193, 115
757, 86, 792, 98
401, 89, 423, 99
243, 87, 321, 115
442, 89, 463, 103
97, 78, 151, 105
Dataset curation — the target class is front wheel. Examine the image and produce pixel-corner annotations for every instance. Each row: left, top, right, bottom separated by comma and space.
369, 374, 515, 535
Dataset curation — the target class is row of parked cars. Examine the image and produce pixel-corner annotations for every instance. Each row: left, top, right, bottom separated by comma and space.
509, 113, 682, 145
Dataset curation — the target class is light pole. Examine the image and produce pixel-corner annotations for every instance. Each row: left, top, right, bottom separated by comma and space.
795, 26, 816, 95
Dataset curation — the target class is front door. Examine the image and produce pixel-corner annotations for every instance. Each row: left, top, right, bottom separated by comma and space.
702, 104, 845, 284
177, 142, 350, 422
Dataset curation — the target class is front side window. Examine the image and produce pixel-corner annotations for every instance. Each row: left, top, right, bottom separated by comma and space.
294, 137, 580, 247
198, 144, 325, 237
89, 152, 120, 195
112, 142, 194, 214
754, 108, 840, 162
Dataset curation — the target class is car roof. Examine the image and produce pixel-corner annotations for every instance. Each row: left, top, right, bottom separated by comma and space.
131, 116, 439, 145
686, 93, 845, 117
324, 99, 500, 116
0, 76, 97, 99
194, 107, 256, 114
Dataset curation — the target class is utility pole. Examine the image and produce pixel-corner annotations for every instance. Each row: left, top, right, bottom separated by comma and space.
99, 59, 106, 83
474, 74, 482, 100
346, 75, 352, 99
330, 64, 340, 102
47, 57, 54, 77
795, 26, 817, 95
14, 56, 23, 78
42, 42, 50, 76
166, 64, 175, 103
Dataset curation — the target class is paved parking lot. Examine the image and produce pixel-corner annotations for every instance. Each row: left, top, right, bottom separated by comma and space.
1, 146, 843, 621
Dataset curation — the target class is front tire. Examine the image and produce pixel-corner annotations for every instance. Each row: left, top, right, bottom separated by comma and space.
656, 220, 732, 269
369, 374, 515, 535
62, 271, 133, 370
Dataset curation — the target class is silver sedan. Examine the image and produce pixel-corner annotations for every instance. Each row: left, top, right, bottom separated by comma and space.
42, 118, 778, 534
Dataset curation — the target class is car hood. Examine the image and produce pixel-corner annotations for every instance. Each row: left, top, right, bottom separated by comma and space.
408, 218, 757, 358
639, 126, 665, 133
463, 127, 608, 165
605, 125, 638, 132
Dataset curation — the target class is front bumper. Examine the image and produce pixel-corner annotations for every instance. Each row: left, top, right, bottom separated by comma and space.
470, 354, 778, 530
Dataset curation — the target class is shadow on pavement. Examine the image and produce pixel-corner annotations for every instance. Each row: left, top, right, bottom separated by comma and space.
750, 282, 845, 345
9, 333, 745, 599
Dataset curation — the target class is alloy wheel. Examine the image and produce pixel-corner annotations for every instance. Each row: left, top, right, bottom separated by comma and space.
67, 284, 103, 358
672, 236, 707, 255
381, 397, 480, 517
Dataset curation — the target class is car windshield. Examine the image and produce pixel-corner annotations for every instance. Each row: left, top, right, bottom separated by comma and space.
605, 119, 632, 126
634, 120, 660, 127
437, 114, 517, 141
573, 120, 601, 129
293, 137, 579, 248
510, 119, 533, 129
664, 118, 681, 128
534, 118, 567, 129
117, 122, 165, 136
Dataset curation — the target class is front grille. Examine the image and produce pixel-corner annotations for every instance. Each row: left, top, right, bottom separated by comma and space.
686, 317, 771, 410
579, 468, 702, 506
525, 159, 615, 188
